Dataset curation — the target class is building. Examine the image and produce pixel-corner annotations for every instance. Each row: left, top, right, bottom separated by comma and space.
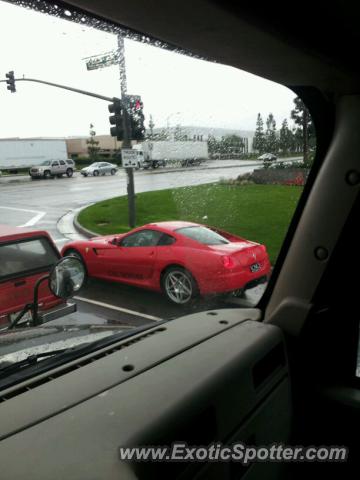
151, 126, 255, 152
66, 135, 137, 158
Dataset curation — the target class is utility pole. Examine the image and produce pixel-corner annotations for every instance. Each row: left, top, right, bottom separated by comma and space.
118, 34, 136, 228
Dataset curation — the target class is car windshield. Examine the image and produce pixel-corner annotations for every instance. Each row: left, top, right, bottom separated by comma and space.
0, 0, 315, 368
176, 226, 230, 245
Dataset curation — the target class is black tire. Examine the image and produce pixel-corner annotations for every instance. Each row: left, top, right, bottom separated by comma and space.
161, 266, 198, 305
110, 168, 116, 175
83, 173, 88, 177
43, 170, 51, 179
66, 168, 73, 178
93, 170, 99, 177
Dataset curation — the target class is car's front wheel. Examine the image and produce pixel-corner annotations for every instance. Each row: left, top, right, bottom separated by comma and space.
111, 168, 116, 175
66, 168, 73, 177
63, 249, 87, 274
162, 267, 198, 305
93, 170, 99, 176
43, 170, 51, 179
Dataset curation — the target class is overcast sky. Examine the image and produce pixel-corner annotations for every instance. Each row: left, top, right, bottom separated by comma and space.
0, 1, 296, 138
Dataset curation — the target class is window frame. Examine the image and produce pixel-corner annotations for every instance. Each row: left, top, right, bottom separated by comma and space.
120, 229, 163, 248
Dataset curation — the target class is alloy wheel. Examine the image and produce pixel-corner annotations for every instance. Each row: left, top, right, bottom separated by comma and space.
164, 270, 193, 304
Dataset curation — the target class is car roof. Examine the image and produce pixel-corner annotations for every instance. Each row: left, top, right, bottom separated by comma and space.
0, 224, 52, 244
146, 221, 199, 232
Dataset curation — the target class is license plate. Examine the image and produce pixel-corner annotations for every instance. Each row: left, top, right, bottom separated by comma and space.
10, 310, 33, 324
250, 262, 261, 273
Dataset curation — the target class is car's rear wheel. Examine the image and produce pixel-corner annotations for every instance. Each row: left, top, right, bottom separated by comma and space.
111, 168, 116, 175
66, 168, 73, 177
93, 170, 99, 176
162, 267, 198, 305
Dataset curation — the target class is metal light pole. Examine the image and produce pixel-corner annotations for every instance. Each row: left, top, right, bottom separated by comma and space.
118, 34, 136, 228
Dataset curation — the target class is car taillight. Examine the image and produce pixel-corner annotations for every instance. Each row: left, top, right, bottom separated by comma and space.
222, 255, 235, 269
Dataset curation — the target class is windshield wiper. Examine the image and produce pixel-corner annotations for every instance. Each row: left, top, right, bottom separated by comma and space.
0, 321, 167, 390
0, 348, 69, 379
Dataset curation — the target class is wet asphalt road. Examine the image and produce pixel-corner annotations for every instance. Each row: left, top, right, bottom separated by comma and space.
0, 159, 298, 326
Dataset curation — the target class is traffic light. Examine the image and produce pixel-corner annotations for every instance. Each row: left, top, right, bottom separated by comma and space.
5, 71, 15, 93
108, 98, 124, 140
126, 95, 145, 141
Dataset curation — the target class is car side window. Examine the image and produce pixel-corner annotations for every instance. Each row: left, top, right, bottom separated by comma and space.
59, 160, 66, 165
52, 161, 59, 166
158, 233, 176, 246
121, 230, 162, 247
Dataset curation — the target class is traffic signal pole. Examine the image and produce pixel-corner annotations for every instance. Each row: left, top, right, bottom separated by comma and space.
118, 34, 136, 228
2, 58, 137, 229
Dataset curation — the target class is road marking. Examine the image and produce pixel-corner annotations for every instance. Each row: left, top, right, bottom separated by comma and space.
0, 206, 46, 227
74, 296, 163, 322
19, 211, 46, 227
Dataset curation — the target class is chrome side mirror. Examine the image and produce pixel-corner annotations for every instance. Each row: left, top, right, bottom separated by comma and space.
49, 257, 86, 299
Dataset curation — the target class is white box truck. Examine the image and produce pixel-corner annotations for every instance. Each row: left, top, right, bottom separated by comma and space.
0, 138, 69, 173
132, 141, 208, 169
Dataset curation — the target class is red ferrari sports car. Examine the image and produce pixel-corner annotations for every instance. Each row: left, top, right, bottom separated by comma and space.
62, 221, 271, 305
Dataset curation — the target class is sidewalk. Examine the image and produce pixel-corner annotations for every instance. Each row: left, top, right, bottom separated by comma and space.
57, 208, 88, 241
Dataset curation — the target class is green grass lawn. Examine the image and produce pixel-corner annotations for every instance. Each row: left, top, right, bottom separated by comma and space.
78, 184, 302, 264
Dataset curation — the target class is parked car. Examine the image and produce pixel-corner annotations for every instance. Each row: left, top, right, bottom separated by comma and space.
29, 159, 75, 179
257, 153, 277, 162
0, 225, 75, 327
62, 221, 271, 305
80, 162, 118, 177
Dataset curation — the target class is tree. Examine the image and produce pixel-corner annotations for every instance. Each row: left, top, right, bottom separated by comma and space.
207, 135, 220, 157
174, 124, 188, 141
221, 135, 245, 156
86, 123, 100, 160
253, 113, 265, 154
148, 115, 155, 139
291, 97, 315, 162
265, 113, 278, 153
279, 119, 293, 155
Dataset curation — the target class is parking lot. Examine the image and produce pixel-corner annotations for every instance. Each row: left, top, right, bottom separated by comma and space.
0, 159, 289, 327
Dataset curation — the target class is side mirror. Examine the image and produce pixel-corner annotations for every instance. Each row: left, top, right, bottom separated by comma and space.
49, 257, 86, 299
8, 257, 87, 330
110, 237, 121, 246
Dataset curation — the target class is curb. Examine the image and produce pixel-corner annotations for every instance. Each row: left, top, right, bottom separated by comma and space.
73, 209, 99, 238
